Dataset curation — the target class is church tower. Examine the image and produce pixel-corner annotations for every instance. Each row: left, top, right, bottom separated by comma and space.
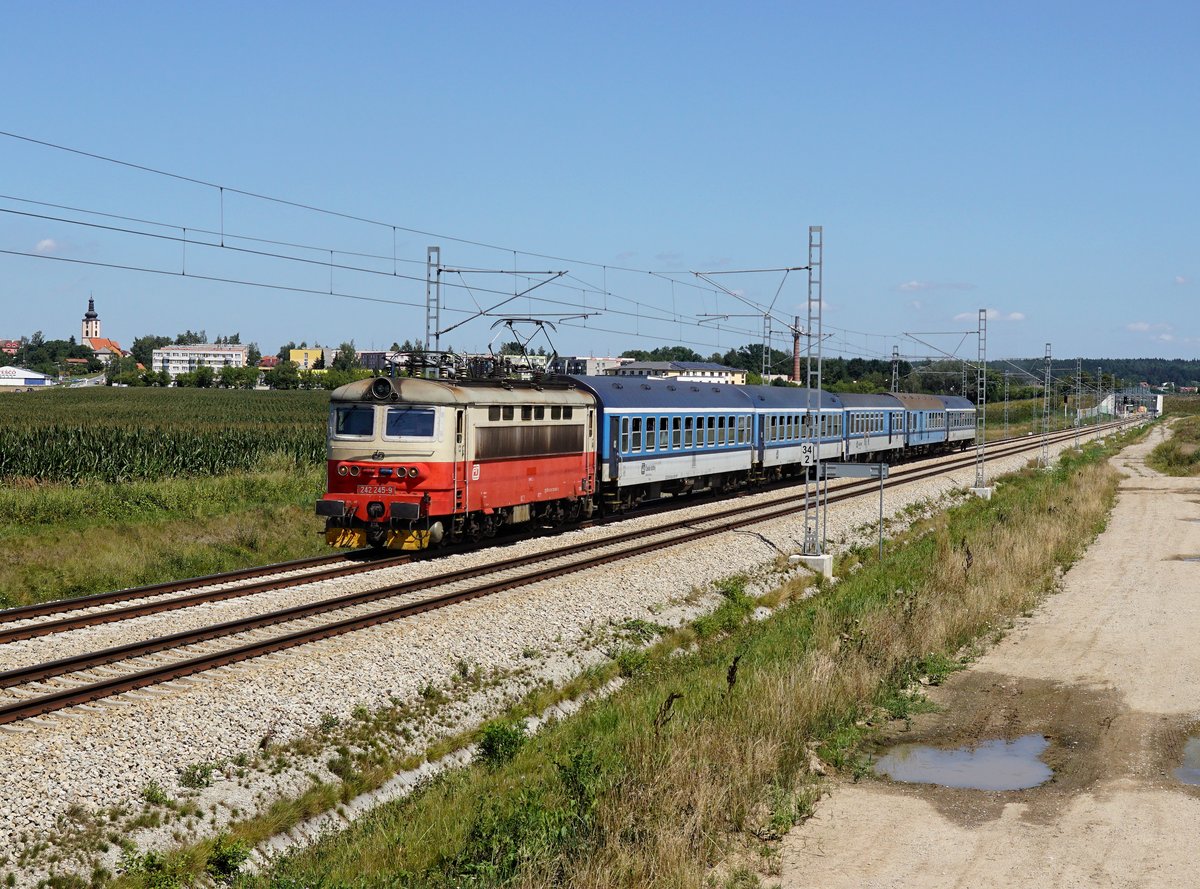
82, 296, 101, 341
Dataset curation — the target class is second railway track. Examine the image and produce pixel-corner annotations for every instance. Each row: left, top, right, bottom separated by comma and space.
0, 423, 1123, 726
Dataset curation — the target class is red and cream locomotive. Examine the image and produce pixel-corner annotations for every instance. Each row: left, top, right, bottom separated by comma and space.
316, 376, 597, 550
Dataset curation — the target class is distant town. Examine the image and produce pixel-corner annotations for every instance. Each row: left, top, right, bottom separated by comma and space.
2, 297, 1199, 397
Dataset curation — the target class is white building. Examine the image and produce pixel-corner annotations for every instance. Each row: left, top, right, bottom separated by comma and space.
152, 344, 249, 378
552, 355, 632, 376
605, 361, 748, 386
0, 365, 54, 389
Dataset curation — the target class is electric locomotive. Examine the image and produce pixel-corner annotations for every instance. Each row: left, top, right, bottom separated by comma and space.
317, 376, 596, 550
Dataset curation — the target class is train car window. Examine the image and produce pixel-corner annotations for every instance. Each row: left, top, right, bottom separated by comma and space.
632, 417, 643, 452
715, 416, 724, 446
768, 415, 776, 442
645, 417, 657, 451
672, 416, 682, 448
521, 406, 533, 422
502, 406, 514, 421
660, 418, 670, 450
683, 416, 693, 448
551, 406, 562, 420
488, 406, 501, 421
739, 416, 747, 444
564, 407, 573, 420
333, 404, 374, 437
534, 406, 545, 420
707, 416, 716, 446
620, 417, 630, 453
384, 407, 436, 439
456, 410, 464, 445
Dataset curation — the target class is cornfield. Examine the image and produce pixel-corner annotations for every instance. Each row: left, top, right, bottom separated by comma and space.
0, 388, 329, 483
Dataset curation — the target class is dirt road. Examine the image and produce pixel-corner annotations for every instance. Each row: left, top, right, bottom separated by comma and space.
782, 423, 1200, 888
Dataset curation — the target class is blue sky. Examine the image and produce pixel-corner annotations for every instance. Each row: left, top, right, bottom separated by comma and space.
1, 1, 1195, 366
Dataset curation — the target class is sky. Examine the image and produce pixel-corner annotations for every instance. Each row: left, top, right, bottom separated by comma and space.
1, 0, 1196, 368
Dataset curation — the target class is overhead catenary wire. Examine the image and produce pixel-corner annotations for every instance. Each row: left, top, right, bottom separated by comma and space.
1, 129, 915, 359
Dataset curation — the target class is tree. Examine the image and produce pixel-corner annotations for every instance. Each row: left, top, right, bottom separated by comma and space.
276, 341, 297, 363
332, 341, 358, 371
246, 342, 262, 366
194, 366, 215, 388
265, 361, 300, 390
175, 329, 206, 345
131, 335, 172, 368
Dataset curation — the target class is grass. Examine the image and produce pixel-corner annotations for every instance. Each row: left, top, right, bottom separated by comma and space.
1147, 415, 1200, 476
0, 461, 327, 609
101, 427, 1137, 889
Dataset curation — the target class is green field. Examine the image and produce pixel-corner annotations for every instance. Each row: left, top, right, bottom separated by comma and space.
0, 388, 328, 483
0, 388, 332, 608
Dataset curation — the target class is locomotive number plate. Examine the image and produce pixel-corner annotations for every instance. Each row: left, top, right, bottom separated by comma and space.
356, 485, 395, 495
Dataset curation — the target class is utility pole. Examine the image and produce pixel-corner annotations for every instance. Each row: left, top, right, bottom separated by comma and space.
1075, 358, 1082, 449
801, 225, 827, 569
425, 246, 442, 377
891, 344, 899, 393
1041, 343, 1052, 468
1003, 371, 1009, 439
792, 316, 801, 382
973, 308, 988, 491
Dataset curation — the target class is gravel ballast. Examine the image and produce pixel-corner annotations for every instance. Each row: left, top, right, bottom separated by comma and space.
0, 433, 1110, 885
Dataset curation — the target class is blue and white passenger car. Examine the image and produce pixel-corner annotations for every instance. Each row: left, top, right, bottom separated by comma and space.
571, 375, 756, 505
838, 392, 906, 460
942, 395, 976, 448
747, 386, 844, 473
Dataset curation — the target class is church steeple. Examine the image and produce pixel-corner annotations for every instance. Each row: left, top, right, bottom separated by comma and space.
82, 295, 101, 340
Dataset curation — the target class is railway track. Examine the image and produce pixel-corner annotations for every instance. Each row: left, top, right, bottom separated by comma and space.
0, 422, 1123, 726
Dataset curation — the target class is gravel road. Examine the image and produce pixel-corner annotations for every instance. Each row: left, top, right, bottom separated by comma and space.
782, 421, 1200, 888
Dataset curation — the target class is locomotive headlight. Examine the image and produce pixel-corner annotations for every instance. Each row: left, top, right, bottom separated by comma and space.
407, 466, 420, 478
349, 465, 361, 477
337, 464, 349, 477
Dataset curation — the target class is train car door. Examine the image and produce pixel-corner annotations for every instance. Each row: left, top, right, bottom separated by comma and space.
584, 406, 596, 493
453, 408, 467, 514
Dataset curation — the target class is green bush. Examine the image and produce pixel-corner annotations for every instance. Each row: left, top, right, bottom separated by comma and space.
477, 720, 526, 768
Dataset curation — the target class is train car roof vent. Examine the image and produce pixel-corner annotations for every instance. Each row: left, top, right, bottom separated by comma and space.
641, 383, 652, 390
691, 386, 700, 392
712, 387, 721, 392
612, 382, 623, 389
667, 384, 677, 391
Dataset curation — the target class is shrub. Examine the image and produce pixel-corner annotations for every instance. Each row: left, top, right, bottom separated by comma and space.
477, 721, 526, 767
177, 761, 215, 789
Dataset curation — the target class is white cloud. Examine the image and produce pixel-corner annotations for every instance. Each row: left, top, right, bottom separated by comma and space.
908, 299, 923, 310
34, 238, 59, 254
1175, 275, 1189, 285
1126, 321, 1171, 334
1155, 333, 1176, 343
898, 280, 975, 293
953, 308, 1024, 322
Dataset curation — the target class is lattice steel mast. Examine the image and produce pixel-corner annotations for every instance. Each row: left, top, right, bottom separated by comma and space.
802, 225, 824, 556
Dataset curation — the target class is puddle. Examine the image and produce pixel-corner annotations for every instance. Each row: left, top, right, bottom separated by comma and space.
874, 735, 1052, 790
1176, 738, 1200, 786
1178, 556, 1200, 562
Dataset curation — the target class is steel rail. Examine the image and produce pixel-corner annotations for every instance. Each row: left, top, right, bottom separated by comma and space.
0, 421, 1123, 725
0, 422, 1106, 644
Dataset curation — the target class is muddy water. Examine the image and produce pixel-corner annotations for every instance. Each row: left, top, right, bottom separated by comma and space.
1176, 738, 1200, 785
874, 735, 1053, 791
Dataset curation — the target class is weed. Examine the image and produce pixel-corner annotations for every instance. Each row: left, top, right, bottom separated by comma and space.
177, 761, 215, 789
141, 781, 173, 807
614, 646, 649, 677
319, 712, 340, 733
477, 720, 526, 768
205, 834, 250, 882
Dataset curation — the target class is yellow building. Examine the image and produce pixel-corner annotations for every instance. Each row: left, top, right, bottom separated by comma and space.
289, 348, 332, 370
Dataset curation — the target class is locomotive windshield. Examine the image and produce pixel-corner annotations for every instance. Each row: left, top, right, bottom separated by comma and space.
384, 406, 436, 439
332, 405, 375, 437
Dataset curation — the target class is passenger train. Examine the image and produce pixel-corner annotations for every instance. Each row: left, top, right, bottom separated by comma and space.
317, 375, 977, 550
